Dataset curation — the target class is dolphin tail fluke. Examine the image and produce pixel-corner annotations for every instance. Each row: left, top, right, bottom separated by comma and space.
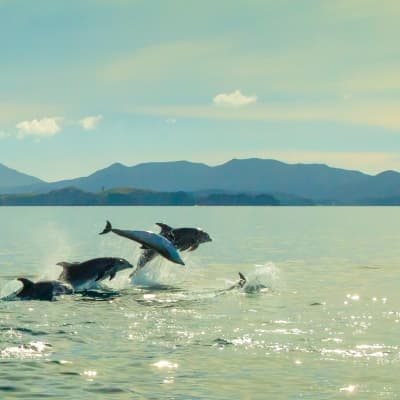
99, 220, 112, 235
238, 272, 246, 288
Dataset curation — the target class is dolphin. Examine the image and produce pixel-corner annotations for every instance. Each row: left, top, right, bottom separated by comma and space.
225, 272, 247, 291
15, 278, 73, 301
137, 222, 212, 268
231, 272, 269, 293
57, 257, 133, 291
100, 221, 185, 266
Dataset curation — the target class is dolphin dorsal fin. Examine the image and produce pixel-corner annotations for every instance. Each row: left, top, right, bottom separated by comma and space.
238, 272, 246, 288
17, 277, 34, 289
156, 222, 173, 235
56, 261, 76, 270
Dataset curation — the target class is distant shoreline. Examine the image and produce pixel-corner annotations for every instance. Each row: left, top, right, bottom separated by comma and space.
0, 186, 398, 206
1, 204, 398, 207
0, 187, 282, 207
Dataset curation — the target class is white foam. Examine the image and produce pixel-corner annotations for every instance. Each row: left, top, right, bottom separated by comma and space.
234, 261, 282, 293
130, 257, 188, 288
0, 280, 23, 300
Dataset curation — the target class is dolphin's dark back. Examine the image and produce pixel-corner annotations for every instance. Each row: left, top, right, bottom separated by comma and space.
170, 228, 198, 250
168, 227, 211, 251
17, 278, 35, 299
16, 278, 63, 301
57, 257, 132, 287
157, 224, 205, 250
58, 257, 115, 282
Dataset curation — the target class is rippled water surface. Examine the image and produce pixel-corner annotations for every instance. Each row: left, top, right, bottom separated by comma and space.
0, 206, 399, 399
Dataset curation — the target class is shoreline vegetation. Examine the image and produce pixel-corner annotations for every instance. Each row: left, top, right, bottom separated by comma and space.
0, 186, 398, 206
0, 187, 281, 206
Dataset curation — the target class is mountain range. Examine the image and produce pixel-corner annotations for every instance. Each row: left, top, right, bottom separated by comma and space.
1, 159, 400, 204
0, 163, 43, 190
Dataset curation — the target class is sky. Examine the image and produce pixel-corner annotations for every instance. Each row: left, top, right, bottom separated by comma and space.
0, 0, 400, 182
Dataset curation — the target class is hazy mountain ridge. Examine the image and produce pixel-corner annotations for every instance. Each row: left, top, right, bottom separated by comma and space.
1, 158, 399, 204
0, 163, 44, 189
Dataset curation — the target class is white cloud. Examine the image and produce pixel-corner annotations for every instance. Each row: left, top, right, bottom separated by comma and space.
16, 117, 62, 139
165, 118, 177, 124
0, 131, 10, 139
213, 90, 257, 107
79, 115, 103, 131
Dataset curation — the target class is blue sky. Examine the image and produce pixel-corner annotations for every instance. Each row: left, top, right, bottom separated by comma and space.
0, 0, 399, 181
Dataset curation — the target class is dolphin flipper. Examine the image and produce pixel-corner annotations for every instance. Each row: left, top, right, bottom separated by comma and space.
99, 220, 112, 235
95, 271, 106, 282
188, 243, 199, 251
109, 271, 116, 280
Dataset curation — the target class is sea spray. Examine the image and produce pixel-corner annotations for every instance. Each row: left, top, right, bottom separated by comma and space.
0, 279, 22, 301
130, 255, 189, 288
252, 261, 282, 289
34, 222, 75, 280
224, 262, 283, 294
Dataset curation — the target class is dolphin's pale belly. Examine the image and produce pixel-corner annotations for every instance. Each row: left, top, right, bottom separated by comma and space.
68, 270, 114, 292
71, 278, 100, 292
112, 229, 184, 265
115, 230, 168, 250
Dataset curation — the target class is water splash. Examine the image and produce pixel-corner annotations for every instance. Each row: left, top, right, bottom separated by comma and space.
225, 262, 281, 294
1, 341, 52, 359
130, 255, 188, 288
33, 222, 75, 281
0, 280, 23, 301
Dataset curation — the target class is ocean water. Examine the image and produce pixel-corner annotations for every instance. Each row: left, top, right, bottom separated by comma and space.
0, 206, 399, 399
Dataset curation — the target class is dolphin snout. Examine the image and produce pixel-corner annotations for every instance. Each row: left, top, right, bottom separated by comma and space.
117, 258, 134, 271
124, 261, 134, 269
203, 235, 212, 243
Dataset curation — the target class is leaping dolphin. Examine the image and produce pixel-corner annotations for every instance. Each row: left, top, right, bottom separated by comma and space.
100, 221, 185, 266
137, 222, 212, 268
15, 278, 73, 301
57, 257, 133, 291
